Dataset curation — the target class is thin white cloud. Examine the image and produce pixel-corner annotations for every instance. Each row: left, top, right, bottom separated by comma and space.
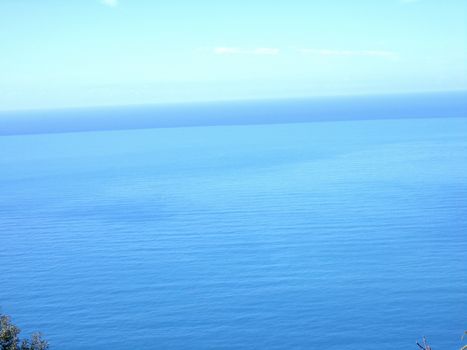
213, 47, 243, 55
213, 47, 280, 55
101, 0, 118, 7
299, 48, 399, 59
253, 48, 280, 55
211, 47, 397, 59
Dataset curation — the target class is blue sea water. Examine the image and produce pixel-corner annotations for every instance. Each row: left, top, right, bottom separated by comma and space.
0, 110, 466, 349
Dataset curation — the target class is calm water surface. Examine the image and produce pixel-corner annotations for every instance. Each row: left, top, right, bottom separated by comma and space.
1, 117, 466, 349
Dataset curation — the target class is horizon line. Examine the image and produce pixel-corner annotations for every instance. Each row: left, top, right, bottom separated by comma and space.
1, 88, 466, 114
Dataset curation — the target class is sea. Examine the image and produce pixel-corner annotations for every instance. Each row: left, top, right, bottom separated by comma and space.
0, 93, 466, 349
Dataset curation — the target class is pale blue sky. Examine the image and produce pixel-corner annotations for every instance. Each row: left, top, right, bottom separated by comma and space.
1, 0, 466, 110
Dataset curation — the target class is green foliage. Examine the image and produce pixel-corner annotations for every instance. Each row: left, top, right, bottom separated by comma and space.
0, 315, 20, 350
417, 332, 467, 350
0, 315, 48, 350
460, 331, 467, 350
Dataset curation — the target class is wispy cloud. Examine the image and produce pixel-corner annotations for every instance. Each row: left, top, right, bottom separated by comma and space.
210, 47, 398, 59
298, 48, 399, 59
213, 47, 243, 55
213, 47, 280, 55
253, 48, 280, 55
101, 0, 118, 7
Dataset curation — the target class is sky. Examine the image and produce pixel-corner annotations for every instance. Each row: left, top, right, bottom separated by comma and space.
0, 0, 466, 110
